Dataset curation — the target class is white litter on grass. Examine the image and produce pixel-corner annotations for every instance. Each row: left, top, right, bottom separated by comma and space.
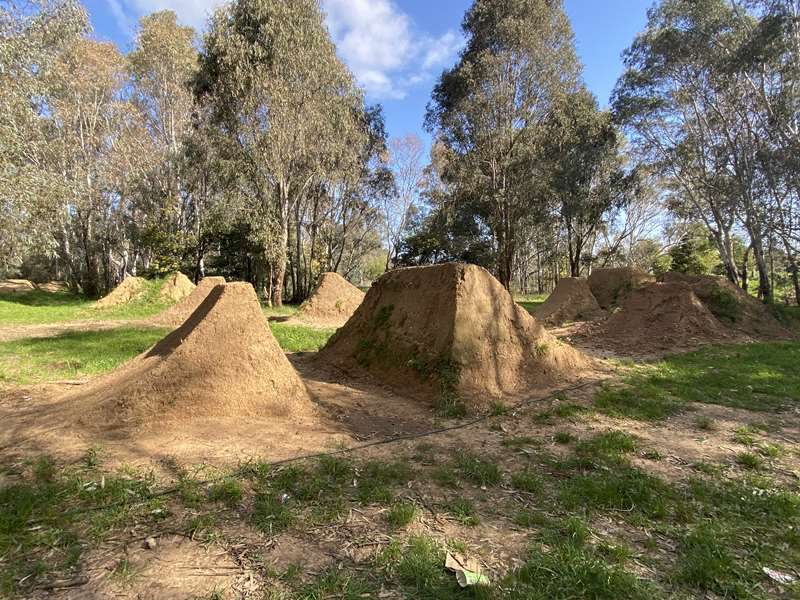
763, 567, 796, 585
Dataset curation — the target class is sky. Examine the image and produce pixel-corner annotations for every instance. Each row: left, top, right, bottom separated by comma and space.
83, 0, 655, 145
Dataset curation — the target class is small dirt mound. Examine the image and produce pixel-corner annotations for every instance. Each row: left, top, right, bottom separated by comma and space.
535, 277, 604, 325
34, 281, 69, 293
293, 272, 365, 327
660, 272, 790, 339
319, 263, 588, 413
95, 276, 147, 308
151, 276, 225, 327
67, 282, 312, 431
588, 267, 655, 309
0, 279, 35, 294
159, 272, 196, 302
599, 281, 736, 353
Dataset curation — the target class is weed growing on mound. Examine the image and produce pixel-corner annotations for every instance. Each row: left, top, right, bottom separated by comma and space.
0, 327, 168, 384
595, 342, 800, 420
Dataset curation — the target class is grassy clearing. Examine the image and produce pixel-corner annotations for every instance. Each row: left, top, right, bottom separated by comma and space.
514, 293, 548, 315
596, 342, 800, 419
262, 304, 300, 319
268, 322, 335, 353
0, 327, 168, 384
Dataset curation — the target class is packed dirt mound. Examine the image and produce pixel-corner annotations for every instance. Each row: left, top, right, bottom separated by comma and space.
319, 263, 588, 413
66, 282, 312, 431
95, 276, 147, 308
159, 271, 195, 302
660, 272, 791, 339
0, 279, 35, 294
34, 281, 69, 293
588, 267, 655, 309
293, 272, 365, 327
151, 276, 225, 327
599, 281, 736, 353
535, 277, 604, 325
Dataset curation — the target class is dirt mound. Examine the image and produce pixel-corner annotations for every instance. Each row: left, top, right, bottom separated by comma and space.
159, 271, 196, 302
535, 277, 604, 325
660, 272, 790, 339
67, 282, 312, 431
151, 276, 225, 327
588, 267, 655, 309
95, 276, 147, 308
293, 272, 365, 327
599, 281, 736, 353
0, 279, 35, 294
34, 281, 69, 293
319, 263, 588, 413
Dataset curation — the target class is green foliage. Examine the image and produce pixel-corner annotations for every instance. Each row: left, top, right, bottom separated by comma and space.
268, 323, 335, 353
443, 497, 480, 527
387, 502, 416, 528
510, 470, 543, 494
453, 454, 501, 487
208, 478, 243, 507
0, 290, 91, 325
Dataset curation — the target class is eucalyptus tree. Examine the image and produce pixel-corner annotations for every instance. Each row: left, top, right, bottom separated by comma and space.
543, 88, 635, 277
0, 0, 88, 278
195, 0, 366, 305
425, 0, 581, 290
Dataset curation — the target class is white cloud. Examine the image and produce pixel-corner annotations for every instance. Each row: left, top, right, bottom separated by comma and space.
105, 0, 464, 99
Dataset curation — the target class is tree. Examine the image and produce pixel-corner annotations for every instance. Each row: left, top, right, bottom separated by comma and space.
195, 0, 366, 305
425, 0, 580, 289
382, 133, 424, 271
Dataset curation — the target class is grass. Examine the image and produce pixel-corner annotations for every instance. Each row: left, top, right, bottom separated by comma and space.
268, 323, 336, 353
0, 290, 92, 325
595, 342, 800, 420
0, 327, 168, 384
514, 293, 548, 315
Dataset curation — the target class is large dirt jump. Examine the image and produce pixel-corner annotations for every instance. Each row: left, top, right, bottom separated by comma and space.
292, 272, 365, 328
598, 281, 737, 354
535, 277, 603, 325
64, 282, 312, 432
319, 263, 588, 413
660, 272, 791, 339
151, 276, 225, 327
94, 276, 147, 308
158, 271, 195, 302
588, 267, 655, 309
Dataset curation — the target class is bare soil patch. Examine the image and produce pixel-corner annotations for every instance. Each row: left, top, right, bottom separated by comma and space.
0, 279, 36, 294
94, 277, 147, 309
535, 277, 604, 325
588, 267, 655, 309
151, 276, 225, 328
290, 272, 364, 328
158, 272, 196, 303
320, 263, 591, 413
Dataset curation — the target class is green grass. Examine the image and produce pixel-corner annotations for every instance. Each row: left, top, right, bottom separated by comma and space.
0, 278, 177, 325
514, 293, 548, 315
268, 323, 335, 353
0, 290, 92, 325
0, 327, 168, 384
595, 342, 800, 420
387, 501, 416, 528
262, 304, 300, 319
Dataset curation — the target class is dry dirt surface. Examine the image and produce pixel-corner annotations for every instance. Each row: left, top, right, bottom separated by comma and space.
94, 277, 147, 309
61, 282, 314, 433
319, 263, 593, 412
158, 272, 196, 303
535, 277, 604, 325
290, 272, 365, 328
0, 279, 35, 294
660, 271, 791, 339
34, 281, 69, 293
151, 276, 225, 327
588, 267, 655, 309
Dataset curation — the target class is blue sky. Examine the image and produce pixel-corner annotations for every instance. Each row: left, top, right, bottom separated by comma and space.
84, 0, 654, 145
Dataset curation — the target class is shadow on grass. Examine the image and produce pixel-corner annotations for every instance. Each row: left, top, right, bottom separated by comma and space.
596, 342, 800, 420
0, 327, 168, 384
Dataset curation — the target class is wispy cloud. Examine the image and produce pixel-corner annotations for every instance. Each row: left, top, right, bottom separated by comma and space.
104, 0, 464, 99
